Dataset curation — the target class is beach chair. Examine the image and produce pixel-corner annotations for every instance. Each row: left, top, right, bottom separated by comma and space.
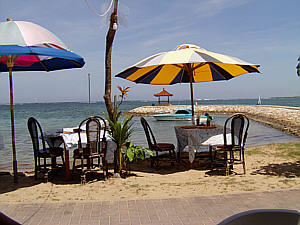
27, 117, 65, 180
210, 114, 249, 175
72, 116, 108, 183
140, 117, 176, 168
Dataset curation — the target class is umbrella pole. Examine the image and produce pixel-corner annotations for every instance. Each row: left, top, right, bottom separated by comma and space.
8, 66, 18, 183
189, 77, 195, 125
187, 64, 195, 125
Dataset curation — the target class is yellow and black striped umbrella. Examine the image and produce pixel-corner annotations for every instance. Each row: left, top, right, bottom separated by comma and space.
116, 44, 260, 123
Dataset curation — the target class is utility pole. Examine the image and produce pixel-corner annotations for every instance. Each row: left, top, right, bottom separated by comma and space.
88, 73, 91, 115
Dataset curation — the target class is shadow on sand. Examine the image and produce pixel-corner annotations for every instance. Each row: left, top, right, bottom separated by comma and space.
251, 161, 300, 178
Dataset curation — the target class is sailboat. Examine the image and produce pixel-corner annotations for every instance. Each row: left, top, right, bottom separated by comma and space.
257, 96, 262, 105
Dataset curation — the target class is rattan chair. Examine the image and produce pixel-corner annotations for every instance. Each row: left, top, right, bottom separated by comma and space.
140, 117, 176, 168
27, 117, 64, 179
210, 114, 249, 175
73, 116, 108, 183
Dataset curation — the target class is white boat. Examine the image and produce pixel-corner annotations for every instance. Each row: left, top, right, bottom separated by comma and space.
153, 108, 193, 121
257, 96, 262, 105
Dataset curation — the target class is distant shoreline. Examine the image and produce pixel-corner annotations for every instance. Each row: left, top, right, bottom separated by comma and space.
0, 96, 299, 105
124, 104, 300, 137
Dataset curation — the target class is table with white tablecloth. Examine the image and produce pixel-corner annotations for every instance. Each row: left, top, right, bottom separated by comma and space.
174, 125, 225, 165
44, 128, 116, 180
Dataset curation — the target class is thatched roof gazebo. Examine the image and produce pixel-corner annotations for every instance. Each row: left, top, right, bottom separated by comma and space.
154, 88, 173, 105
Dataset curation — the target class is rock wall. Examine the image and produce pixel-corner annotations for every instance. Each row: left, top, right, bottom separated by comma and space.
124, 105, 300, 137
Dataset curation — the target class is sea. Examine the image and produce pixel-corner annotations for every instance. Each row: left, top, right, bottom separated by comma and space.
0, 97, 299, 172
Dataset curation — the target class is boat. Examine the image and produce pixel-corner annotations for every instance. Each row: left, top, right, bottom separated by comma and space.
153, 108, 193, 121
257, 96, 262, 105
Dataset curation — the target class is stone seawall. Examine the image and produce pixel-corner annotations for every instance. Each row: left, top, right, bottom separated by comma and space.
124, 105, 300, 137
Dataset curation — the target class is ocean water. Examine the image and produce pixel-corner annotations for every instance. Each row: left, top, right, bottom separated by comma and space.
0, 97, 299, 172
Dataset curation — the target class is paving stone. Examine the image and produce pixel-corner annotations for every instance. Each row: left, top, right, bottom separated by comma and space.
0, 189, 299, 225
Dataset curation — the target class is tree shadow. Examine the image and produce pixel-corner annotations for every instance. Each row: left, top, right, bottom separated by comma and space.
48, 167, 108, 185
0, 172, 42, 195
126, 153, 213, 176
0, 166, 109, 194
126, 158, 188, 175
251, 161, 300, 178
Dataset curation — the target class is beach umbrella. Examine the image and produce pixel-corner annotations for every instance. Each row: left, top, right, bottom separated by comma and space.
0, 18, 85, 183
116, 44, 260, 122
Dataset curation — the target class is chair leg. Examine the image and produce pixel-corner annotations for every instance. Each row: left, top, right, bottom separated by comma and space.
37, 157, 40, 172
61, 155, 65, 167
81, 157, 84, 172
103, 160, 108, 180
209, 146, 213, 168
224, 151, 229, 176
81, 173, 86, 185
80, 158, 86, 184
151, 150, 160, 168
225, 161, 229, 176
169, 150, 175, 166
51, 156, 56, 168
154, 151, 160, 168
44, 158, 47, 171
242, 150, 246, 174
150, 156, 154, 168
34, 159, 38, 180
72, 158, 76, 173
229, 150, 234, 174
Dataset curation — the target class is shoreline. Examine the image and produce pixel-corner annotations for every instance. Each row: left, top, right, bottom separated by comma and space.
124, 104, 300, 137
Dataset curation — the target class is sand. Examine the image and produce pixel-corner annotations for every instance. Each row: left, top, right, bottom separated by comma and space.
0, 142, 299, 203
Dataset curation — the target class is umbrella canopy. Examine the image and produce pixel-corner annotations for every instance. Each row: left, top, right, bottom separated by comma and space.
0, 18, 85, 183
0, 45, 84, 71
116, 43, 260, 122
0, 19, 68, 49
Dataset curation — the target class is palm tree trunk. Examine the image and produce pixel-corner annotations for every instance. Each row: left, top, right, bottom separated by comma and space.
103, 0, 119, 121
104, 0, 119, 173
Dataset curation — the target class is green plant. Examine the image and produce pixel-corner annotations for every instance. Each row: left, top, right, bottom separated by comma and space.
104, 86, 133, 174
125, 141, 153, 163
104, 107, 134, 174
105, 109, 133, 151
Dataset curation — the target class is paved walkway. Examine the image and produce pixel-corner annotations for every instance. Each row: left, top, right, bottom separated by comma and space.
0, 189, 299, 225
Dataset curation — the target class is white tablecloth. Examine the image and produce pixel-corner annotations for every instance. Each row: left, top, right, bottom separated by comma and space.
44, 128, 116, 163
174, 125, 226, 163
202, 133, 231, 146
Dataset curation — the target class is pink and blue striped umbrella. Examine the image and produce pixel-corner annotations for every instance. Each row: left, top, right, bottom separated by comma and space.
0, 18, 85, 183
0, 19, 84, 70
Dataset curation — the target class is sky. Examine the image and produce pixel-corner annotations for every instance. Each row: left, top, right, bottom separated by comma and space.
0, 0, 299, 104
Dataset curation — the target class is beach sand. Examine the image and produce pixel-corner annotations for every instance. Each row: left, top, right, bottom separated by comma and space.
0, 142, 299, 203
